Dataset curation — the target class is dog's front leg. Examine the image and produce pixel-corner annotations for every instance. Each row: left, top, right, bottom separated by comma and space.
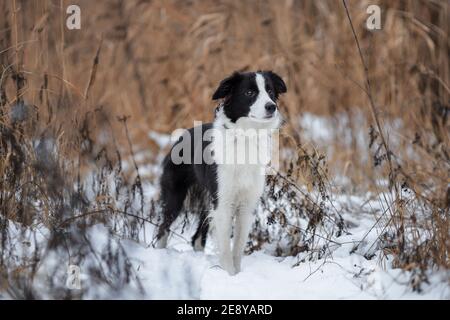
212, 205, 235, 275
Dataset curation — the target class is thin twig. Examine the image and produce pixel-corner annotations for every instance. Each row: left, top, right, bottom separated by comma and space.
342, 0, 398, 194
57, 208, 190, 243
84, 37, 103, 100
11, 0, 19, 70
118, 115, 145, 215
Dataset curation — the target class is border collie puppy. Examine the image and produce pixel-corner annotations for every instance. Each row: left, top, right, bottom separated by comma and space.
156, 70, 287, 275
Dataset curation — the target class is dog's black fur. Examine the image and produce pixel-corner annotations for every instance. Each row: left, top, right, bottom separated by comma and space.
157, 124, 217, 248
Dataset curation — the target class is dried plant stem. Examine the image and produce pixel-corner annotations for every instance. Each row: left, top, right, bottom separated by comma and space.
84, 37, 103, 100
11, 0, 19, 70
57, 208, 189, 243
342, 0, 398, 193
59, 0, 66, 97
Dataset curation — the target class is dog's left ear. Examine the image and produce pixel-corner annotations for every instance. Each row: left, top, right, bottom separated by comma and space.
266, 71, 287, 97
212, 72, 241, 100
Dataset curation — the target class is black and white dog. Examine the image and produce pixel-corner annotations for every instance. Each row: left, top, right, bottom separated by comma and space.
156, 70, 287, 275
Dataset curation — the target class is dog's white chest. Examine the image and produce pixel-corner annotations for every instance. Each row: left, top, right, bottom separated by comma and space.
212, 129, 269, 206
216, 163, 265, 207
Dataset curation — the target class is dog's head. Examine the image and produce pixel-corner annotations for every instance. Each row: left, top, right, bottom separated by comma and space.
212, 71, 287, 128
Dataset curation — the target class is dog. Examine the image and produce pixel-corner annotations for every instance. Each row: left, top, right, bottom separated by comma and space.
155, 70, 287, 275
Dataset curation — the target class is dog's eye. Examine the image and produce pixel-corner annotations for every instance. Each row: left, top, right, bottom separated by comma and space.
245, 90, 255, 97
267, 89, 274, 95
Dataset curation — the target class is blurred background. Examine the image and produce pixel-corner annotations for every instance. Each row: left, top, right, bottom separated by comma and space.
1, 0, 448, 182
0, 0, 448, 298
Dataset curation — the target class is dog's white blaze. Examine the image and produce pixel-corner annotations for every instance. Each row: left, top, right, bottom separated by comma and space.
249, 73, 276, 120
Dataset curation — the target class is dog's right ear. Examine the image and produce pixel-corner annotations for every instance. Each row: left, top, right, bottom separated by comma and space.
212, 72, 241, 100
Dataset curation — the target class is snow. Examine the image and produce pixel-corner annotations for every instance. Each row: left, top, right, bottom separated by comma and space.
64, 189, 447, 300
8, 215, 448, 299
106, 217, 450, 299
116, 119, 449, 300
2, 116, 449, 300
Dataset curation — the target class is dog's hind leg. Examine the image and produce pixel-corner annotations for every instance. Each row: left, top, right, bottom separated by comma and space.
155, 182, 189, 249
192, 210, 209, 251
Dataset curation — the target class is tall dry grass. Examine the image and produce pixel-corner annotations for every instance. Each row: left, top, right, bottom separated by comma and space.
2, 0, 448, 174
0, 0, 449, 295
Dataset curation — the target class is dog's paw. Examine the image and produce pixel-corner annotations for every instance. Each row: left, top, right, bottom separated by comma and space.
233, 255, 242, 273
225, 266, 237, 276
192, 236, 205, 252
220, 257, 237, 276
153, 233, 168, 249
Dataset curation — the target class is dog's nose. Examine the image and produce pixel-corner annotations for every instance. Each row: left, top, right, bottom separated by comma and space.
265, 103, 277, 114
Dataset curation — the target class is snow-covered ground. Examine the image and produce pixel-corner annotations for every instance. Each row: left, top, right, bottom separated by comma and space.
7, 203, 448, 299
77, 215, 449, 299
2, 113, 449, 300
118, 115, 447, 300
